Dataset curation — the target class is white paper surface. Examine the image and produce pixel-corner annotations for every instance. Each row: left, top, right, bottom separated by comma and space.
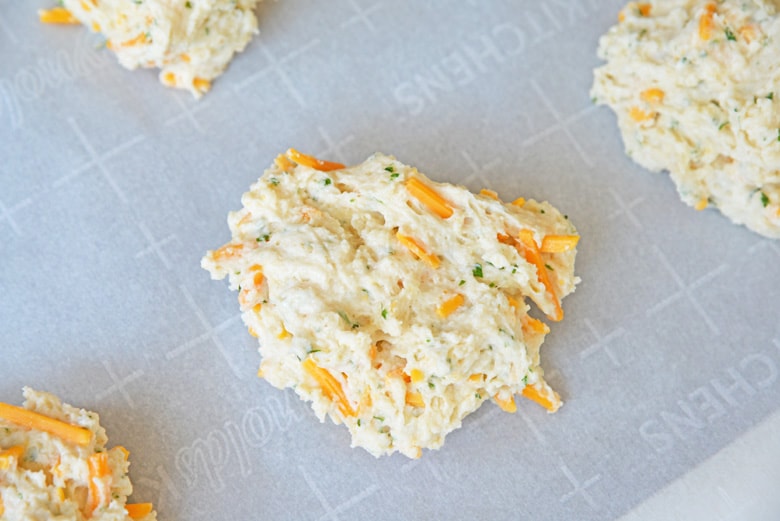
2, 1, 779, 520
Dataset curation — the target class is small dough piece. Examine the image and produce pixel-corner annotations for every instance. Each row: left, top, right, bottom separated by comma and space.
0, 388, 156, 521
592, 0, 780, 238
202, 151, 579, 458
61, 0, 259, 97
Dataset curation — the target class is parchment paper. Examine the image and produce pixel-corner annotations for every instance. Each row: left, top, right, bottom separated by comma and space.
2, 1, 779, 520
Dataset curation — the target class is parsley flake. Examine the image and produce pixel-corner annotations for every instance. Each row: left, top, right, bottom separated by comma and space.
256, 234, 270, 242
384, 165, 395, 173
472, 264, 483, 278
323, 178, 332, 186
725, 27, 736, 41
381, 309, 388, 319
185, 0, 192, 7
545, 263, 554, 271
458, 279, 466, 286
390, 173, 400, 180
760, 191, 769, 207
269, 177, 280, 186
768, 92, 774, 100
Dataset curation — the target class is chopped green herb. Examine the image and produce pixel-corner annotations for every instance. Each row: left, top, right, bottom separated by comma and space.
323, 178, 332, 186
522, 375, 529, 385
472, 264, 483, 278
475, 393, 482, 399
384, 165, 395, 173
357, 419, 361, 426
545, 263, 554, 271
458, 279, 466, 286
725, 27, 736, 41
718, 121, 728, 130
256, 234, 270, 242
390, 173, 400, 180
308, 348, 321, 354
489, 282, 496, 288
428, 382, 435, 389
269, 177, 279, 186
540, 209, 545, 214
768, 92, 774, 100
338, 310, 359, 328
373, 416, 384, 422
237, 285, 241, 291
511, 267, 517, 274
185, 0, 192, 7
761, 191, 769, 207
381, 309, 388, 319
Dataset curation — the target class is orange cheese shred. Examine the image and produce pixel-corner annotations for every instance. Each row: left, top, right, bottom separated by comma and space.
193, 77, 211, 94
211, 242, 243, 261
521, 384, 562, 412
405, 178, 454, 218
302, 358, 355, 417
38, 7, 79, 24
479, 188, 499, 200
436, 293, 465, 318
629, 106, 655, 122
493, 393, 517, 413
518, 229, 563, 322
85, 452, 110, 517
396, 232, 440, 268
0, 402, 91, 446
405, 392, 425, 408
286, 148, 345, 172
640, 88, 665, 104
0, 445, 25, 470
699, 3, 717, 41
126, 503, 154, 519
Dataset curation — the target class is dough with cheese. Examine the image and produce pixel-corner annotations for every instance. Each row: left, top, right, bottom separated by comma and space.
0, 388, 156, 521
592, 0, 780, 238
202, 150, 580, 458
57, 0, 259, 97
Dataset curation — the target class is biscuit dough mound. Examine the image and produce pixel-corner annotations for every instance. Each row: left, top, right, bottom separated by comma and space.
0, 388, 156, 521
592, 0, 780, 238
59, 0, 259, 97
202, 151, 580, 458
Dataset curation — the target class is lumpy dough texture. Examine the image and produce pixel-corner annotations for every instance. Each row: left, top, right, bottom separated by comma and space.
63, 0, 259, 97
202, 151, 580, 457
592, 0, 780, 238
0, 388, 156, 521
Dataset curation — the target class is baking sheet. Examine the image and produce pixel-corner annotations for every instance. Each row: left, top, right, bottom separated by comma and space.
2, 0, 780, 519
